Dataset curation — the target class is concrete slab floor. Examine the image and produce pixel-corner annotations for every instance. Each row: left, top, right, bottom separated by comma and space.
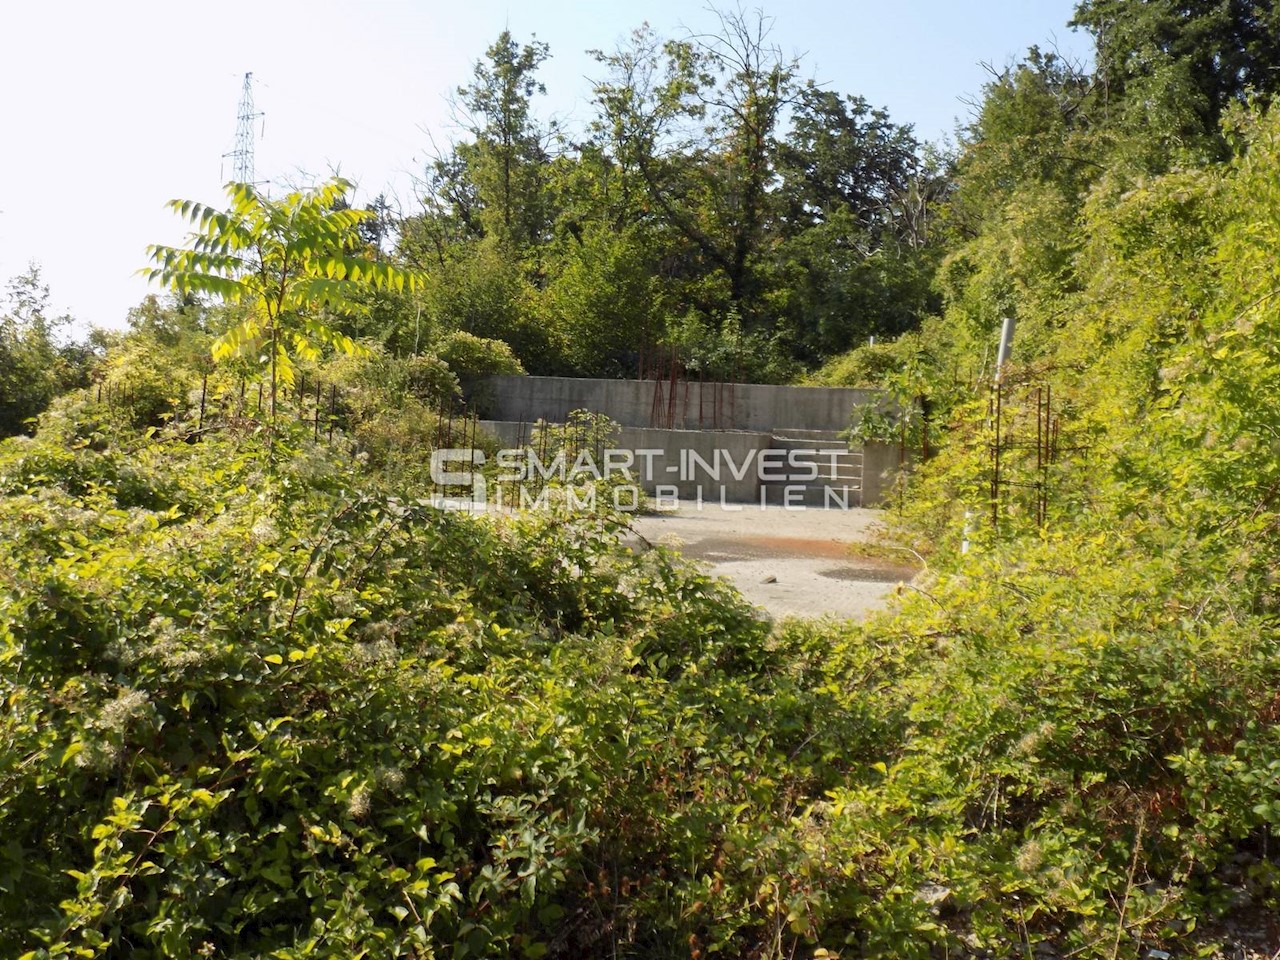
627, 503, 919, 622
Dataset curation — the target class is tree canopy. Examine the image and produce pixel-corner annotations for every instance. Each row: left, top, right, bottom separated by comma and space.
143, 179, 419, 417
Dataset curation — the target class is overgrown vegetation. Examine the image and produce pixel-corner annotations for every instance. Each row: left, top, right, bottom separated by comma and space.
389, 10, 944, 379
0, 267, 93, 437
7, 1, 1280, 957
0, 403, 858, 959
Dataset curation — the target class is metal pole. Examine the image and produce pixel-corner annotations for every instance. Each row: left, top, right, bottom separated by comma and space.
1036, 386, 1044, 527
995, 316, 1016, 384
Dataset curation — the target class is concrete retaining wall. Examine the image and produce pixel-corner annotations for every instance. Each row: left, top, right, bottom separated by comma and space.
861, 441, 905, 508
478, 421, 775, 501
616, 426, 775, 502
472, 377, 910, 508
477, 375, 886, 434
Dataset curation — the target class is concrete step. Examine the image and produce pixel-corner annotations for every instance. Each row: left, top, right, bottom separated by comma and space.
821, 468, 864, 482
762, 481, 863, 508
784, 449, 862, 463
770, 428, 847, 443
771, 436, 850, 452
789, 467, 863, 482
782, 450, 864, 483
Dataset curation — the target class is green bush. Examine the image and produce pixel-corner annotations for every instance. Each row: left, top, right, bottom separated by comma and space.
17, 103, 1280, 960
0, 267, 92, 437
6, 393, 1279, 959
435, 330, 526, 383
0, 415, 848, 959
404, 354, 461, 406
804, 342, 901, 388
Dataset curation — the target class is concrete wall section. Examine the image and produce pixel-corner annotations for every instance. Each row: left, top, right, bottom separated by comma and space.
477, 419, 524, 448
860, 441, 905, 508
479, 420, 774, 502
615, 426, 775, 502
473, 376, 912, 509
480, 376, 888, 435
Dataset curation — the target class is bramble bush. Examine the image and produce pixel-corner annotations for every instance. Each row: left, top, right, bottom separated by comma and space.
5, 368, 1280, 958
13, 105, 1280, 960
0, 399, 865, 959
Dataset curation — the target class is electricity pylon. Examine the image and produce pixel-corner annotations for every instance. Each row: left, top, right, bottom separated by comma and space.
222, 72, 263, 185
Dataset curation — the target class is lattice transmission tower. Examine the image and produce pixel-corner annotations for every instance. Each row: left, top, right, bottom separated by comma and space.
223, 72, 263, 184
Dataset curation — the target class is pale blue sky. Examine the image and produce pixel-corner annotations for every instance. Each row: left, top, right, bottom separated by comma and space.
0, 0, 1090, 333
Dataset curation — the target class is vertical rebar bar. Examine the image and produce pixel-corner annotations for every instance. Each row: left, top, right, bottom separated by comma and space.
991, 380, 1002, 531
1035, 387, 1043, 526
899, 411, 907, 515
198, 373, 208, 432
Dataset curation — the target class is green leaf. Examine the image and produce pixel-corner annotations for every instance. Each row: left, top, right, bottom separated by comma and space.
60, 741, 84, 766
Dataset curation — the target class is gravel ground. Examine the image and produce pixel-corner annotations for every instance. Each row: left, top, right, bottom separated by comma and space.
627, 502, 917, 621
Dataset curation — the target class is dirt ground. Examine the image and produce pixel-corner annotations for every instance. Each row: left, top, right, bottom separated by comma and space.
627, 503, 918, 621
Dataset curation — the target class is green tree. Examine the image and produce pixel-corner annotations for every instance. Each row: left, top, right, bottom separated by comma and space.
931, 48, 1103, 359
423, 239, 564, 373
773, 84, 942, 357
777, 83, 921, 238
0, 265, 91, 436
405, 151, 484, 268
949, 49, 1100, 234
453, 30, 555, 250
124, 293, 215, 348
541, 224, 659, 376
775, 210, 941, 357
1073, 0, 1280, 149
143, 179, 417, 419
590, 9, 798, 328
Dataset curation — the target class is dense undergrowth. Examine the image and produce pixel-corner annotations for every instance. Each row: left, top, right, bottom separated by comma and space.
9, 12, 1280, 957
5, 328, 1280, 960
0, 403, 874, 959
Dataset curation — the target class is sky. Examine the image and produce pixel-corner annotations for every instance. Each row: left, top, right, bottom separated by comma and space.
0, 0, 1092, 336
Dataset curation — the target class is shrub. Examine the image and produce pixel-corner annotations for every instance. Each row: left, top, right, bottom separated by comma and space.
436, 330, 526, 382
0, 418, 834, 959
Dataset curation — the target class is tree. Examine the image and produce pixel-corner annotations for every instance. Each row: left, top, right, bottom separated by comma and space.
774, 210, 942, 357
950, 49, 1101, 231
1073, 0, 1280, 146
124, 293, 215, 348
143, 179, 418, 420
541, 224, 659, 376
590, 9, 798, 327
777, 83, 920, 239
452, 30, 555, 250
405, 151, 484, 268
771, 83, 941, 356
0, 265, 90, 436
423, 239, 564, 373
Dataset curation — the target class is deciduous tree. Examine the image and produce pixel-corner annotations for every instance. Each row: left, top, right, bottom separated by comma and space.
143, 179, 418, 420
